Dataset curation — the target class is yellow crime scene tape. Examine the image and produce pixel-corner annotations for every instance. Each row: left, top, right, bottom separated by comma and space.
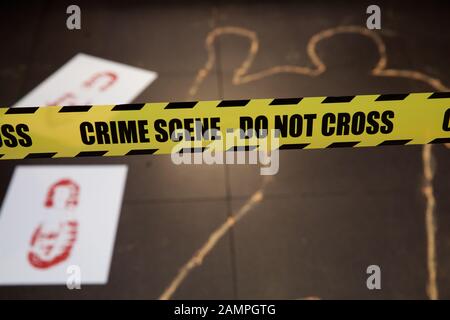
0, 92, 449, 160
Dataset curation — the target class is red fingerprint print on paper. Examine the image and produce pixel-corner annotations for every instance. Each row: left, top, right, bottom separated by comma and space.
28, 179, 80, 269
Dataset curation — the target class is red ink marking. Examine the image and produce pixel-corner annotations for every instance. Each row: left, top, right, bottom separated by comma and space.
44, 179, 79, 209
48, 92, 78, 106
83, 71, 118, 91
28, 179, 80, 269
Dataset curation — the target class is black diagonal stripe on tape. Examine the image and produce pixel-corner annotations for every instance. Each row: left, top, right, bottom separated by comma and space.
327, 141, 360, 148
269, 98, 303, 105
112, 103, 145, 111
126, 149, 158, 155
165, 101, 197, 109
279, 143, 310, 150
0, 154, 4, 159
59, 105, 92, 112
25, 152, 57, 159
429, 137, 450, 144
217, 100, 250, 107
322, 96, 354, 103
375, 93, 409, 101
179, 147, 207, 154
5, 107, 39, 114
428, 92, 450, 99
378, 139, 412, 146
76, 151, 108, 157
227, 145, 259, 152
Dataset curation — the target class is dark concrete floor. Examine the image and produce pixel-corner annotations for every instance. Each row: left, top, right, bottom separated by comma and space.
0, 0, 448, 299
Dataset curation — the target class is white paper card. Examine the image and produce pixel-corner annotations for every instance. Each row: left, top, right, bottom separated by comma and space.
14, 53, 157, 106
0, 165, 128, 285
